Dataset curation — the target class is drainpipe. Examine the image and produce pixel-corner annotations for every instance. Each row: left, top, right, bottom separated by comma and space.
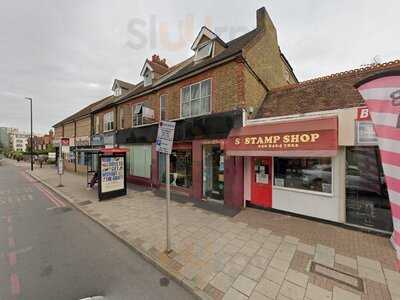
74, 121, 77, 172
114, 106, 118, 148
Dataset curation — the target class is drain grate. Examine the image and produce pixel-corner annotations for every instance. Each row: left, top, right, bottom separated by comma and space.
310, 262, 364, 292
50, 207, 72, 214
78, 200, 92, 206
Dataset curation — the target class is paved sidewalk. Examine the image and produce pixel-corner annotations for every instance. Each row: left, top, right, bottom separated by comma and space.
30, 166, 399, 300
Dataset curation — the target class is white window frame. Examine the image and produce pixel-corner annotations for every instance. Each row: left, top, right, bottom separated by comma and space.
194, 41, 214, 61
180, 79, 212, 118
119, 107, 124, 129
114, 87, 122, 96
95, 115, 100, 134
272, 156, 334, 196
160, 95, 167, 121
132, 103, 144, 127
143, 69, 152, 87
103, 111, 114, 132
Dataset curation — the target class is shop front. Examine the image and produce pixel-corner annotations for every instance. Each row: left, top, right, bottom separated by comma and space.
226, 116, 341, 221
90, 132, 117, 172
75, 136, 91, 173
226, 108, 393, 233
116, 123, 158, 186
116, 110, 243, 207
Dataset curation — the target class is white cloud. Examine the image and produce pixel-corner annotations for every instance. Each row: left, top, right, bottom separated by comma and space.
0, 0, 399, 133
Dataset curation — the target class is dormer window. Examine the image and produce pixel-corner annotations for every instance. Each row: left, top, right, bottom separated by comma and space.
143, 69, 152, 87
194, 41, 213, 62
114, 87, 122, 96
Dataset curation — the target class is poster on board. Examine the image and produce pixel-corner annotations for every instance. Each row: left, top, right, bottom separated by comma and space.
100, 156, 125, 193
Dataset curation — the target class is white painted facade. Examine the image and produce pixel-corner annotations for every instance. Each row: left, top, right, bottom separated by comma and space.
11, 134, 29, 152
242, 107, 358, 224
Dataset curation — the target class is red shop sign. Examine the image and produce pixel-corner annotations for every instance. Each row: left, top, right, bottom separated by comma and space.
225, 117, 338, 156
356, 106, 371, 120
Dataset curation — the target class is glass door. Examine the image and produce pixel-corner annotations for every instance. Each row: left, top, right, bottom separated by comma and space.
203, 144, 224, 200
345, 146, 393, 232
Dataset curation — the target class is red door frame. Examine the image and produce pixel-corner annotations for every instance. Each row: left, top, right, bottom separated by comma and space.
251, 157, 272, 208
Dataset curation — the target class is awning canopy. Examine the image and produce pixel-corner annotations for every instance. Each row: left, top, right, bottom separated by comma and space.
225, 117, 338, 157
77, 147, 128, 154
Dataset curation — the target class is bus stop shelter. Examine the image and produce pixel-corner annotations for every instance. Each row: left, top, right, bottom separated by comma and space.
77, 148, 128, 201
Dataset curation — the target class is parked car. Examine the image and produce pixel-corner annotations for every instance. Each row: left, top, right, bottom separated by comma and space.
346, 165, 386, 196
302, 164, 332, 186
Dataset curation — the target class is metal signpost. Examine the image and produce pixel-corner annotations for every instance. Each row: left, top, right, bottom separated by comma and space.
58, 138, 69, 187
155, 121, 176, 253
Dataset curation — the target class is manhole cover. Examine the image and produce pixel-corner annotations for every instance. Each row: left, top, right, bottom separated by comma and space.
310, 261, 364, 292
160, 277, 170, 287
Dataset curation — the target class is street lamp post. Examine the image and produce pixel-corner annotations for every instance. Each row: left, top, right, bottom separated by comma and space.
25, 97, 33, 171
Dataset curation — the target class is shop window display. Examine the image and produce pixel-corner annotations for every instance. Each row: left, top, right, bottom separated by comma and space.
274, 157, 332, 193
159, 149, 192, 188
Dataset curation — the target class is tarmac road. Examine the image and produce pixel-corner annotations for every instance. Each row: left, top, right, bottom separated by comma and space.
0, 160, 194, 300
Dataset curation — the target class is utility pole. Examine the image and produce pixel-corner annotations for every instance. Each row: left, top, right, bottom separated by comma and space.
25, 97, 33, 171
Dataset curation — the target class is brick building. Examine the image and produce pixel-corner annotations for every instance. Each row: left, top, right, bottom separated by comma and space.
225, 60, 400, 232
53, 7, 297, 208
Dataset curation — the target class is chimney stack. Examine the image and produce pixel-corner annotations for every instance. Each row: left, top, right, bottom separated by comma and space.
256, 7, 268, 29
151, 54, 168, 68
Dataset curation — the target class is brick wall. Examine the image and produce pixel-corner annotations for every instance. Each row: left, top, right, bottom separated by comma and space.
243, 66, 267, 118
54, 126, 63, 139
75, 117, 91, 137
243, 13, 296, 89
120, 96, 159, 129
93, 108, 116, 133
118, 60, 247, 126
63, 122, 75, 138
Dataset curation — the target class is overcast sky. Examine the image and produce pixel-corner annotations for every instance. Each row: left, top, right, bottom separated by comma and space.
0, 0, 399, 133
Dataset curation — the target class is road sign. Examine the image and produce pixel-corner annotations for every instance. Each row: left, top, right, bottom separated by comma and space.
155, 121, 176, 253
57, 158, 64, 175
61, 137, 70, 146
156, 121, 176, 154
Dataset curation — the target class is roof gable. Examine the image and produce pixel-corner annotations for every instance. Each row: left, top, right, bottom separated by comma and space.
191, 27, 217, 50
112, 79, 136, 91
140, 60, 154, 77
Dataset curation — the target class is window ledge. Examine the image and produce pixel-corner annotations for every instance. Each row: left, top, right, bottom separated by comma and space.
273, 185, 333, 197
172, 112, 212, 122
132, 122, 158, 129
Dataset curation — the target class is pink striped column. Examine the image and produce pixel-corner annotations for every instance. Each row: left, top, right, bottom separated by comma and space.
356, 71, 400, 270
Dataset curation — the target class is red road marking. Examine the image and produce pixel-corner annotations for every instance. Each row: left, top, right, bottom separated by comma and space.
35, 184, 65, 208
10, 273, 20, 296
8, 237, 15, 248
8, 252, 16, 266
7, 216, 12, 223
20, 171, 66, 207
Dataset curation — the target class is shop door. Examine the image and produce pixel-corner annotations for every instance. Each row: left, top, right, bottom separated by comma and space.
251, 157, 272, 208
203, 144, 224, 200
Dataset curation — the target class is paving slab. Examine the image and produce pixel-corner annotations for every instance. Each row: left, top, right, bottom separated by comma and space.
305, 283, 332, 300
279, 280, 306, 300
232, 275, 257, 296
29, 167, 399, 300
332, 286, 361, 300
